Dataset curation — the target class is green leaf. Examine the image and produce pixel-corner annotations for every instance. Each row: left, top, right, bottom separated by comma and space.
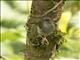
1, 31, 21, 41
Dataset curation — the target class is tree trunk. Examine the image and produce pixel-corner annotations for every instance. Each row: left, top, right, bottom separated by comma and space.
25, 0, 65, 60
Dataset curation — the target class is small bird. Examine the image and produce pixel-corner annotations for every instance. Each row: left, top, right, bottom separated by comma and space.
37, 17, 55, 45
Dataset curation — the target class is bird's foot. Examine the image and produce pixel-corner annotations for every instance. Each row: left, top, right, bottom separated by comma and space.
41, 37, 49, 45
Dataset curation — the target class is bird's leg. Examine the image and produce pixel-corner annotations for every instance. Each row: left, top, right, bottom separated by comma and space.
41, 36, 49, 45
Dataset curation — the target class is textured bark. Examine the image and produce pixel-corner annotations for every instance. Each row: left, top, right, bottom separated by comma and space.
25, 0, 65, 60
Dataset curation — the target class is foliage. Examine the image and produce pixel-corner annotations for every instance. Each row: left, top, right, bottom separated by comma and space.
1, 1, 32, 60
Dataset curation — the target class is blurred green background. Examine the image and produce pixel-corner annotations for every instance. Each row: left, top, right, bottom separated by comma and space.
0, 1, 80, 60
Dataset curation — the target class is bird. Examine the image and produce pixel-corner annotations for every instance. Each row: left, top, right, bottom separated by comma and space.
37, 17, 56, 45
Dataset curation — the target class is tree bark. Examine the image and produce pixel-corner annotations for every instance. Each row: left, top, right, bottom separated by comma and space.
25, 0, 65, 60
